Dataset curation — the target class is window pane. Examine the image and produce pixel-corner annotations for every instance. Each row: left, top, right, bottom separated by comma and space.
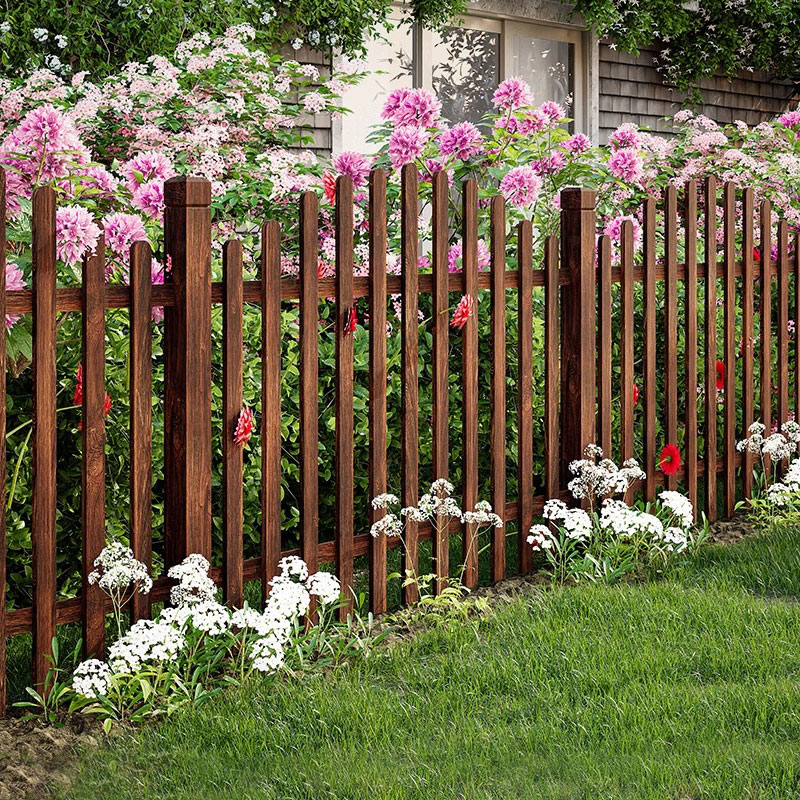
431, 27, 500, 125
510, 36, 573, 115
340, 25, 414, 155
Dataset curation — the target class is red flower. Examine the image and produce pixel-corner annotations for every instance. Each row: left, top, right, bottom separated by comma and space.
234, 406, 255, 446
715, 360, 725, 390
753, 247, 761, 263
659, 443, 681, 476
451, 294, 475, 330
344, 307, 357, 336
633, 383, 639, 406
323, 172, 337, 206
103, 394, 112, 417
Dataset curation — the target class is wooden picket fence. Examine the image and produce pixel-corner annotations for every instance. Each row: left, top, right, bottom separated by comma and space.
0, 166, 795, 715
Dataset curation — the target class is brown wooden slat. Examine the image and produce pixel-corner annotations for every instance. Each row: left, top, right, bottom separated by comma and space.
723, 182, 737, 515
643, 196, 657, 500
778, 220, 790, 430
368, 170, 388, 613
620, 221, 635, 471
544, 236, 559, 500
684, 181, 699, 513
81, 237, 106, 658
517, 220, 534, 574
431, 170, 450, 593
741, 190, 755, 499
261, 221, 282, 603
489, 196, 506, 582
222, 240, 244, 607
795, 232, 800, 421
597, 235, 612, 457
0, 171, 7, 715
335, 176, 355, 617
401, 165, 420, 603
163, 177, 212, 564
760, 200, 772, 441
704, 177, 718, 521
461, 179, 479, 589
664, 184, 679, 491
299, 191, 319, 577
32, 187, 57, 691
129, 242, 152, 622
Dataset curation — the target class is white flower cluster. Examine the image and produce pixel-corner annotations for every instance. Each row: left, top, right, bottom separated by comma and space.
71, 659, 112, 699
737, 421, 800, 462
658, 490, 695, 529
462, 500, 503, 528
542, 499, 592, 541
71, 551, 343, 698
167, 554, 217, 606
654, 527, 689, 553
526, 524, 553, 551
765, 458, 800, 506
88, 542, 152, 596
567, 445, 646, 502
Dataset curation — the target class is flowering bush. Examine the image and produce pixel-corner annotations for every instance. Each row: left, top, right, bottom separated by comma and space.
528, 445, 700, 585
21, 545, 386, 729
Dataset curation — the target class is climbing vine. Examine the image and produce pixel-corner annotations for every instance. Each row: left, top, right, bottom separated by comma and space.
574, 0, 800, 94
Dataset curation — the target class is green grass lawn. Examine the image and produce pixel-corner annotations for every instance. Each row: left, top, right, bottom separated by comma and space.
56, 527, 800, 800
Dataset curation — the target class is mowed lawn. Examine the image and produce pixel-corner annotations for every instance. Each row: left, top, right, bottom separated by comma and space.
58, 528, 800, 800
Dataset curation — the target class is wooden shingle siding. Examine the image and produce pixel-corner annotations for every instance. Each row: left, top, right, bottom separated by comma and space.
281, 44, 333, 153
599, 43, 797, 143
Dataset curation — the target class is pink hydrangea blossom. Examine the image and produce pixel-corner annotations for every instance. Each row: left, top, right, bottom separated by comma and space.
132, 180, 165, 220
538, 101, 566, 122
608, 123, 642, 151
55, 205, 101, 265
603, 214, 643, 249
518, 110, 550, 135
492, 77, 533, 111
533, 152, 567, 176
447, 240, 491, 273
778, 111, 800, 128
563, 133, 591, 154
5, 262, 25, 329
103, 213, 148, 256
608, 148, 643, 183
439, 122, 483, 161
332, 151, 371, 188
388, 126, 428, 170
500, 165, 542, 208
390, 88, 441, 129
121, 151, 175, 193
381, 88, 412, 121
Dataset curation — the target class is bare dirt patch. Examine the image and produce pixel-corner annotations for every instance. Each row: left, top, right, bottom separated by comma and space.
0, 715, 101, 800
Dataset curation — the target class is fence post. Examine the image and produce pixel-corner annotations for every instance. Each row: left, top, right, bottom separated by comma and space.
164, 176, 212, 567
559, 187, 597, 481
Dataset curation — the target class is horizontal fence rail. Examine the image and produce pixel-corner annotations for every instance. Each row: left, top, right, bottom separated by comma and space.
0, 168, 796, 713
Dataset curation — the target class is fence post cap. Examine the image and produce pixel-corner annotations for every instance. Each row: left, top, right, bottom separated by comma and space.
164, 176, 211, 208
560, 187, 597, 210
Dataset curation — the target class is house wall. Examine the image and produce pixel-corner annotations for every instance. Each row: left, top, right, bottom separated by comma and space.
282, 44, 334, 153
599, 43, 797, 143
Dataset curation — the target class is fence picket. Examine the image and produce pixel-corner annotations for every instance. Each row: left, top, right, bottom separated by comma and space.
544, 235, 559, 500
643, 197, 657, 500
723, 182, 737, 515
664, 185, 679, 491
795, 231, 800, 420
517, 220, 534, 573
32, 186, 57, 691
431, 170, 450, 593
597, 235, 612, 458
261, 221, 282, 603
335, 176, 355, 617
82, 237, 107, 658
490, 196, 506, 582
461, 179, 479, 589
401, 166, 420, 602
222, 239, 244, 607
778, 220, 790, 432
760, 200, 773, 447
299, 191, 319, 579
704, 177, 718, 521
368, 170, 388, 613
741, 189, 755, 500
684, 182, 699, 511
620, 220, 635, 478
129, 241, 152, 622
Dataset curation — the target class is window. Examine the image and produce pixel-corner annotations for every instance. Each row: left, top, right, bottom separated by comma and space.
338, 14, 585, 154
